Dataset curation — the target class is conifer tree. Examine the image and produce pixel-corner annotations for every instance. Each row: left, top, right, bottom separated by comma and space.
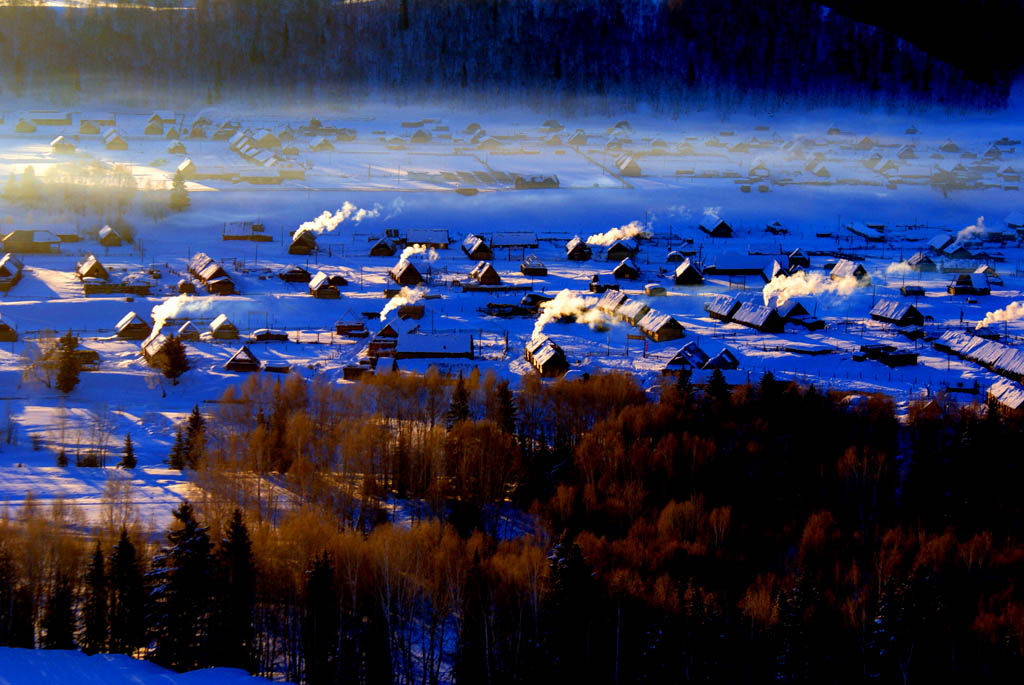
446, 371, 470, 430
55, 330, 80, 394
184, 404, 205, 469
40, 574, 75, 649
169, 169, 189, 211
80, 540, 108, 655
148, 501, 215, 671
486, 379, 517, 435
215, 509, 255, 672
169, 425, 186, 470
303, 551, 339, 685
56, 449, 68, 467
120, 433, 136, 469
109, 529, 146, 655
161, 334, 189, 385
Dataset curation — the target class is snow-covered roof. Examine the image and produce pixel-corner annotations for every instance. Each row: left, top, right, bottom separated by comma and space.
309, 271, 332, 291
596, 289, 629, 313
830, 259, 867, 280
210, 313, 235, 332
637, 309, 681, 334
115, 311, 147, 331
870, 299, 917, 322
492, 231, 538, 248
616, 299, 650, 324
989, 379, 1024, 410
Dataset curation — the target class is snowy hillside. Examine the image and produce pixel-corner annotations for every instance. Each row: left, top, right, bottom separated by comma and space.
0, 647, 287, 685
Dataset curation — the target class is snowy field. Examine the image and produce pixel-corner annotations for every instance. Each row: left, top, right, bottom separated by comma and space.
3, 98, 1024, 529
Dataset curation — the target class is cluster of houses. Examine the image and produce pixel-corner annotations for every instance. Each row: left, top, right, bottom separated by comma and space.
935, 330, 1024, 385
187, 252, 236, 295
594, 290, 685, 342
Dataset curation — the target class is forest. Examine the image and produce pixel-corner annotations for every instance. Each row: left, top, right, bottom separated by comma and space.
1, 368, 1023, 682
0, 0, 1010, 111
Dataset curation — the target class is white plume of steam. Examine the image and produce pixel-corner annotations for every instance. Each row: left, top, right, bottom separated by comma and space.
294, 202, 382, 238
150, 294, 256, 333
956, 216, 986, 243
762, 271, 860, 307
585, 220, 652, 246
398, 243, 439, 263
979, 301, 1024, 327
531, 289, 608, 340
703, 206, 722, 221
885, 261, 915, 275
380, 287, 425, 322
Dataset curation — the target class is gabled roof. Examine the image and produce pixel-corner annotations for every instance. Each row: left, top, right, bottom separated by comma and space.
210, 313, 235, 332
616, 299, 650, 324
830, 259, 868, 280
309, 271, 332, 291
115, 311, 148, 331
226, 345, 260, 367
596, 289, 629, 313
731, 303, 783, 331
870, 299, 917, 322
706, 295, 741, 319
637, 309, 682, 334
492, 231, 538, 248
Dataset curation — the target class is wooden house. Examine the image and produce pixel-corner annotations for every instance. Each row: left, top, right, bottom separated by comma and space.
115, 312, 151, 341
700, 218, 733, 238
705, 295, 741, 322
309, 271, 340, 298
906, 252, 936, 272
777, 301, 824, 330
704, 349, 740, 370
210, 314, 240, 340
566, 236, 592, 261
604, 238, 638, 261
144, 119, 163, 135
830, 259, 870, 284
731, 303, 785, 333
76, 254, 109, 281
870, 300, 924, 327
520, 254, 547, 276
0, 253, 24, 291
405, 229, 450, 248
102, 129, 127, 151
14, 119, 36, 133
637, 310, 684, 342
615, 154, 642, 177
50, 136, 75, 154
674, 259, 703, 285
278, 265, 311, 283
289, 230, 318, 255
310, 137, 335, 152
947, 273, 990, 296
225, 346, 260, 372
525, 336, 568, 377
612, 258, 640, 280
0, 320, 16, 343
176, 321, 201, 341
470, 261, 501, 285
390, 260, 423, 286
787, 248, 810, 269
369, 238, 395, 257
661, 342, 710, 375
616, 300, 650, 326
2, 230, 59, 254
98, 225, 123, 247
589, 274, 619, 293
462, 234, 493, 260
395, 333, 473, 360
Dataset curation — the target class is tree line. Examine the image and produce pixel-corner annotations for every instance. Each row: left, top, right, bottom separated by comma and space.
1, 368, 1023, 682
0, 0, 1008, 112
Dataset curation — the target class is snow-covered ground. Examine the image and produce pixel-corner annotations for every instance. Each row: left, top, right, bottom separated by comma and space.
3, 98, 1024, 529
0, 647, 285, 684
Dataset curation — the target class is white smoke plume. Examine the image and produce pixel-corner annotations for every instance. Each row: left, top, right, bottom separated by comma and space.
532, 289, 608, 340
956, 216, 986, 243
885, 261, 915, 275
703, 206, 722, 221
380, 287, 425, 322
762, 271, 860, 307
398, 243, 439, 263
586, 220, 652, 246
151, 294, 257, 334
295, 202, 382, 238
979, 301, 1024, 327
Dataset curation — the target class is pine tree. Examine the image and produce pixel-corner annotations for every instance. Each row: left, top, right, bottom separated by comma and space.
109, 529, 146, 655
303, 551, 339, 685
169, 170, 190, 211
56, 449, 68, 467
184, 405, 205, 469
80, 540, 108, 655
55, 330, 81, 394
40, 574, 75, 649
161, 334, 189, 385
148, 501, 215, 671
486, 379, 517, 435
215, 509, 255, 672
120, 433, 136, 469
446, 371, 470, 430
706, 367, 730, 405
169, 425, 186, 470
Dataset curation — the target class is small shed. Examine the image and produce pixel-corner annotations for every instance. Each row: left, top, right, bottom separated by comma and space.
79, 120, 101, 135
870, 300, 924, 327
704, 349, 740, 370
210, 314, 240, 340
699, 218, 733, 238
674, 259, 703, 285
369, 238, 395, 257
309, 271, 341, 298
289, 230, 318, 255
612, 258, 640, 280
410, 129, 432, 144
14, 119, 36, 133
662, 342, 710, 375
615, 155, 642, 177
144, 120, 163, 135
225, 346, 261, 373
98, 225, 123, 247
310, 137, 335, 152
470, 261, 501, 286
115, 312, 151, 340
947, 273, 990, 296
705, 295, 741, 322
50, 136, 75, 154
526, 336, 569, 378
462, 234, 493, 260
206, 277, 236, 296
637, 310, 685, 342
906, 252, 936, 272
566, 236, 592, 261
390, 260, 423, 286
76, 254, 109, 281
